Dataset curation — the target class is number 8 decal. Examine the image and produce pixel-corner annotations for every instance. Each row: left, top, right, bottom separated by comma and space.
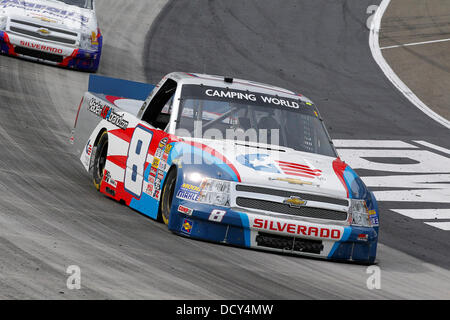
124, 125, 153, 198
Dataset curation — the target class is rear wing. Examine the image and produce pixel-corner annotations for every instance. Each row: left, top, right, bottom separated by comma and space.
71, 75, 155, 156
88, 74, 155, 100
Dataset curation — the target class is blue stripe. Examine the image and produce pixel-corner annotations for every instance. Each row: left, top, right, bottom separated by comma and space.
327, 226, 352, 258
238, 212, 251, 247
88, 75, 154, 100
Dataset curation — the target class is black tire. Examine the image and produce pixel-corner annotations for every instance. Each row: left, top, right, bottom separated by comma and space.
158, 167, 177, 224
92, 131, 108, 191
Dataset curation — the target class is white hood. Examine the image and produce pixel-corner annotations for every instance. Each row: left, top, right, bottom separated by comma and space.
187, 138, 348, 199
1, 0, 96, 31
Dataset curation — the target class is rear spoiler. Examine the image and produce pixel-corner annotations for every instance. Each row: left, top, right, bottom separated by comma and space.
88, 75, 155, 100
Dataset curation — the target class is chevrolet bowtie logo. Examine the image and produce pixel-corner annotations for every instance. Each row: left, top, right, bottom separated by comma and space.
37, 28, 50, 35
283, 196, 307, 208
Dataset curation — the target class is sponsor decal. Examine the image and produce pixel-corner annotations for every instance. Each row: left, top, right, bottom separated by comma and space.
144, 182, 154, 196
176, 183, 201, 201
19, 40, 63, 54
157, 170, 165, 181
252, 218, 342, 240
283, 196, 307, 208
159, 160, 167, 171
88, 98, 129, 130
204, 88, 300, 109
155, 148, 164, 159
158, 137, 168, 149
276, 160, 322, 178
178, 205, 193, 216
103, 170, 117, 188
368, 210, 379, 226
149, 166, 157, 177
181, 219, 193, 234
164, 144, 172, 154
180, 183, 201, 192
154, 178, 161, 191
85, 139, 92, 156
370, 216, 379, 226
176, 189, 200, 201
236, 154, 280, 173
151, 157, 160, 169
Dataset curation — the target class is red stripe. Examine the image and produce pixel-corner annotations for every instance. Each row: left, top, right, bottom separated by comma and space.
281, 169, 320, 177
108, 128, 134, 143
278, 165, 322, 175
107, 155, 127, 169
59, 49, 78, 67
105, 95, 123, 105
332, 158, 349, 198
276, 160, 322, 172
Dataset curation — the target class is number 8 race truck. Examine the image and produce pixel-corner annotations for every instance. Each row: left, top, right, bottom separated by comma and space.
71, 72, 380, 263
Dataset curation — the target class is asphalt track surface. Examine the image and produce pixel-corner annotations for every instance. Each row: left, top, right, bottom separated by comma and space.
0, 0, 449, 299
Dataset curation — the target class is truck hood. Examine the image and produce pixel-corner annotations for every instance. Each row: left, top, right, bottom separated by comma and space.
183, 138, 349, 200
1, 0, 94, 30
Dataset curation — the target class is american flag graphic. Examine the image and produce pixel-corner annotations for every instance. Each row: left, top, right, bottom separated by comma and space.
275, 160, 322, 178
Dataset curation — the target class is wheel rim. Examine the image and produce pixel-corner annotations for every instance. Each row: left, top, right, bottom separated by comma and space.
93, 134, 108, 190
96, 141, 107, 179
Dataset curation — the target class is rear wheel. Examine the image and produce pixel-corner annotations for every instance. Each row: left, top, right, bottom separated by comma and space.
158, 167, 177, 225
92, 131, 108, 191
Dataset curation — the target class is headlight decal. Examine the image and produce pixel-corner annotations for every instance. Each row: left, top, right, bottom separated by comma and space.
177, 141, 241, 182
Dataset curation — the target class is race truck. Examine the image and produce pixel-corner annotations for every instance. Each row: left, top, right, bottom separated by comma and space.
0, 0, 102, 72
71, 72, 380, 263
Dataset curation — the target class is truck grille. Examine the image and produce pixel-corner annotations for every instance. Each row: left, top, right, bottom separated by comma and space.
236, 197, 348, 221
236, 185, 348, 206
9, 19, 78, 45
256, 232, 324, 254
14, 46, 63, 63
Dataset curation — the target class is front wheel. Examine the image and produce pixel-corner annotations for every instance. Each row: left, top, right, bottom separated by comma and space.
158, 167, 177, 225
92, 131, 108, 191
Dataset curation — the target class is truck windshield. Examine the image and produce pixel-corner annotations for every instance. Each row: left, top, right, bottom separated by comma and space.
176, 84, 336, 157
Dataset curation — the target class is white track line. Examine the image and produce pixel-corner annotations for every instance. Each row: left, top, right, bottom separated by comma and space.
391, 209, 450, 220
413, 140, 450, 155
425, 222, 450, 231
369, 0, 450, 129
381, 37, 450, 50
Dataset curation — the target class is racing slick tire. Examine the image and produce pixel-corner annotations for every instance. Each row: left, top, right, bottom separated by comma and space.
158, 167, 177, 225
92, 131, 108, 191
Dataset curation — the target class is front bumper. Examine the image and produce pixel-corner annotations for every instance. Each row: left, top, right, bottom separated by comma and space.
0, 31, 101, 72
168, 198, 378, 264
